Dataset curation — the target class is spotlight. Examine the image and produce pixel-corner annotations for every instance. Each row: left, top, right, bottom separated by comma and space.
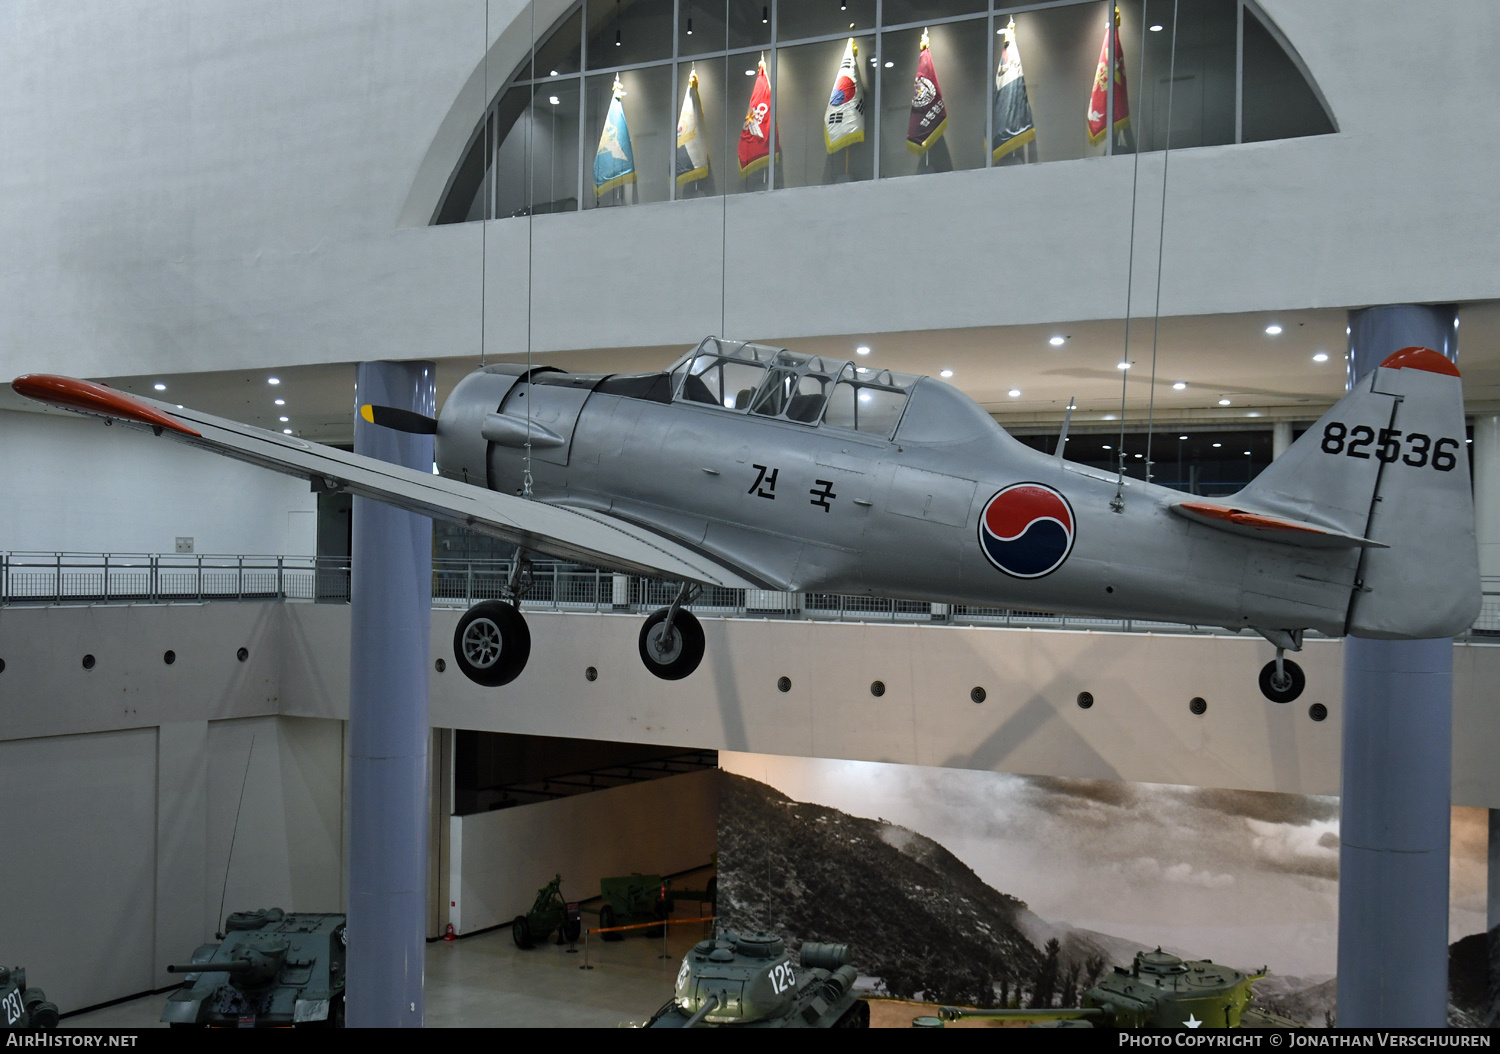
1213, 442, 1222, 448
1172, 381, 1187, 390
1178, 435, 1188, 440
1117, 361, 1131, 370
856, 345, 870, 355
1218, 398, 1231, 405
549, 95, 560, 105
283, 428, 293, 434
1008, 389, 1021, 398
686, 18, 692, 34
279, 416, 289, 422
153, 382, 166, 391
1049, 336, 1065, 346
1312, 352, 1328, 362
615, 29, 621, 46
939, 369, 953, 378
883, 61, 893, 68
268, 377, 280, 385
761, 6, 768, 24
1265, 324, 1282, 335
1150, 24, 1163, 31
274, 398, 285, 405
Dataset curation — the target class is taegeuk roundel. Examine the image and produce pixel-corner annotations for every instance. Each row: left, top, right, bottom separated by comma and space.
978, 482, 1076, 579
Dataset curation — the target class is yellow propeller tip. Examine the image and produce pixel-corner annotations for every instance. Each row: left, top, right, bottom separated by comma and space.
359, 404, 375, 423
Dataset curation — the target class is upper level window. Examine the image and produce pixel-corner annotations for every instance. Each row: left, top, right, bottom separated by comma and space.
436, 0, 1334, 225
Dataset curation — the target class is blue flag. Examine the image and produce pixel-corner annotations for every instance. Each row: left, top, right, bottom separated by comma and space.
594, 77, 636, 198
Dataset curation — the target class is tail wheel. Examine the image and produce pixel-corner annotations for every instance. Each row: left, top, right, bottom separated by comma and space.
1259, 658, 1306, 703
600, 903, 623, 942
453, 601, 530, 687
511, 915, 534, 949
638, 609, 705, 681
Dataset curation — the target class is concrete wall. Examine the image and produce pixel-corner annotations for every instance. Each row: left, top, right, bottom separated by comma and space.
0, 409, 316, 556
0, 715, 344, 1015
449, 767, 719, 935
0, 1, 1496, 378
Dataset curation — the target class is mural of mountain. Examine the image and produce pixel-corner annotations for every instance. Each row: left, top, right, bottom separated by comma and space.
718, 773, 1043, 1006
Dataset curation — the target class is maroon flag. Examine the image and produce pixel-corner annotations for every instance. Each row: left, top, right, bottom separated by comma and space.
1088, 7, 1130, 146
906, 29, 948, 156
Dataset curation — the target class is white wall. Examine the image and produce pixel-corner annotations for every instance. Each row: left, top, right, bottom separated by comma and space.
0, 1, 1496, 379
0, 409, 316, 555
450, 767, 719, 935
0, 715, 344, 1014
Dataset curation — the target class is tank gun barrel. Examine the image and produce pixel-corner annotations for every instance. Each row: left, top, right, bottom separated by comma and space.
682, 993, 719, 1028
938, 1006, 1107, 1023
167, 960, 254, 975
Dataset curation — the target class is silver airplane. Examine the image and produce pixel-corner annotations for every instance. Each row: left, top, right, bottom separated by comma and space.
12, 337, 1478, 702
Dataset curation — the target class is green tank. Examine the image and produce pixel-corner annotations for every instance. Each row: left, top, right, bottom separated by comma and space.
929, 949, 1304, 1028
0, 967, 59, 1029
645, 932, 869, 1028
161, 908, 345, 1028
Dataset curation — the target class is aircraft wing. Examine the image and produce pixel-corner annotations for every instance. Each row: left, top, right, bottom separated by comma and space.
10, 374, 757, 589
1170, 500, 1388, 549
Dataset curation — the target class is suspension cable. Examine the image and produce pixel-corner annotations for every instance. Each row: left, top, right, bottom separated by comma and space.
523, 0, 536, 500
1112, 1, 1150, 510
1143, 0, 1182, 486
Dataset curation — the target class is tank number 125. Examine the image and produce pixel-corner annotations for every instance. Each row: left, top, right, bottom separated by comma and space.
770, 961, 797, 994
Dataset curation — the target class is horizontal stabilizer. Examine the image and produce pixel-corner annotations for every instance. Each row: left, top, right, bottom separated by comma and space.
1171, 501, 1388, 549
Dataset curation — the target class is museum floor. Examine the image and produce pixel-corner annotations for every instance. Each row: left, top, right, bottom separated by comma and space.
65, 919, 706, 1029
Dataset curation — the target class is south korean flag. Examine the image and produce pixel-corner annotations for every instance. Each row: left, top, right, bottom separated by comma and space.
823, 38, 865, 154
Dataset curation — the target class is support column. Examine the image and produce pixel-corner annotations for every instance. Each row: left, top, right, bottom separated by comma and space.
346, 361, 435, 1028
1472, 414, 1500, 579
1337, 305, 1456, 1027
1271, 421, 1293, 460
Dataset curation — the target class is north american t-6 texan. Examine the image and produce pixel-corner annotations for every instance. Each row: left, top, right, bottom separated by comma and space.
13, 336, 1479, 702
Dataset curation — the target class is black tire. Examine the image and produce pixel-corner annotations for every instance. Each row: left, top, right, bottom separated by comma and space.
453, 602, 530, 687
562, 916, 582, 943
600, 903, 623, 942
511, 914, 534, 950
1259, 658, 1306, 703
637, 608, 706, 681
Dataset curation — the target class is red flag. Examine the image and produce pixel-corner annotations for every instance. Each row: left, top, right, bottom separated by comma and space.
738, 57, 779, 178
906, 29, 948, 155
1087, 7, 1130, 146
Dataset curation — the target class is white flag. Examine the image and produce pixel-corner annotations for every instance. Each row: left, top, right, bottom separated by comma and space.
823, 38, 865, 154
676, 68, 710, 187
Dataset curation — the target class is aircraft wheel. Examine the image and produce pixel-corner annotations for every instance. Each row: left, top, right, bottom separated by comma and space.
511, 915, 534, 950
638, 609, 705, 681
453, 601, 530, 687
1259, 658, 1306, 703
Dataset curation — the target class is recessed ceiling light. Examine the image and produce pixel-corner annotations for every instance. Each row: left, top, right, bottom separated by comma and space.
1172, 381, 1187, 390
1102, 444, 1112, 450
279, 416, 289, 422
1244, 450, 1252, 456
1265, 324, 1282, 335
1218, 398, 1232, 405
1134, 453, 1144, 459
268, 377, 280, 385
1178, 435, 1188, 440
856, 345, 870, 355
283, 428, 293, 434
274, 398, 285, 406
1049, 336, 1066, 346
1117, 361, 1131, 370
1312, 352, 1328, 362
550, 70, 558, 76
884, 61, 893, 68
1150, 24, 1163, 31
153, 382, 166, 391
1212, 442, 1222, 448
939, 369, 954, 378
1008, 389, 1021, 397
549, 95, 560, 105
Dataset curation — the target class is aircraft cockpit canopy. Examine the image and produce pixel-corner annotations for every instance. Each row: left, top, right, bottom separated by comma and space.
669, 338, 917, 439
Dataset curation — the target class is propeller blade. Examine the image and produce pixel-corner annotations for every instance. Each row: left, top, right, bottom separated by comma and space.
359, 404, 437, 434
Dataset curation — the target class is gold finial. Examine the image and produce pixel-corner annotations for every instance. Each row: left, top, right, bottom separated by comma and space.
1004, 17, 1016, 43
920, 27, 930, 50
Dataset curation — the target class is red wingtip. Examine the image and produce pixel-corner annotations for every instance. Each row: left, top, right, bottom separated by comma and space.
11, 374, 201, 437
1379, 346, 1460, 377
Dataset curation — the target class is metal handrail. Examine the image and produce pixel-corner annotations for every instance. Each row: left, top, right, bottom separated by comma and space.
3, 551, 1498, 641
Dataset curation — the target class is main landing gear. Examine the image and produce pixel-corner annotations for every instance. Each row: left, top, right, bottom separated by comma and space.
450, 565, 708, 687
638, 583, 705, 681
453, 555, 533, 687
1254, 628, 1306, 704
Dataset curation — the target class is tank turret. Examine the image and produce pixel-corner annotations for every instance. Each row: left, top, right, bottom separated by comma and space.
929, 949, 1304, 1029
0, 967, 60, 1029
161, 908, 346, 1028
645, 932, 868, 1028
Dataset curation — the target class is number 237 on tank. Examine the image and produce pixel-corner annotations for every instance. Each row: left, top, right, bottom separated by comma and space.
1320, 422, 1461, 470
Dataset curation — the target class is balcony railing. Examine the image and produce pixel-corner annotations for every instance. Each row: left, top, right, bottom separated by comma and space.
3, 551, 1498, 641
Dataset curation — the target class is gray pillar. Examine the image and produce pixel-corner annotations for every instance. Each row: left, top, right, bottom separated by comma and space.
1271, 421, 1293, 460
1489, 809, 1500, 1027
1473, 414, 1500, 579
1337, 305, 1456, 1027
347, 361, 435, 1027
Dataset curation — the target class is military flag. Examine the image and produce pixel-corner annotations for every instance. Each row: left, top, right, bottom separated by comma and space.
738, 56, 779, 178
906, 29, 948, 155
1087, 7, 1130, 147
823, 38, 865, 154
991, 19, 1036, 162
675, 68, 710, 187
594, 75, 637, 198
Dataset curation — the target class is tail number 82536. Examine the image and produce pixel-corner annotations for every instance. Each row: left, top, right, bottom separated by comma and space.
1320, 423, 1460, 471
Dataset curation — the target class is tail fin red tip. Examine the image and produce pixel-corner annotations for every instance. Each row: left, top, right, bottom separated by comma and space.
1379, 346, 1460, 377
